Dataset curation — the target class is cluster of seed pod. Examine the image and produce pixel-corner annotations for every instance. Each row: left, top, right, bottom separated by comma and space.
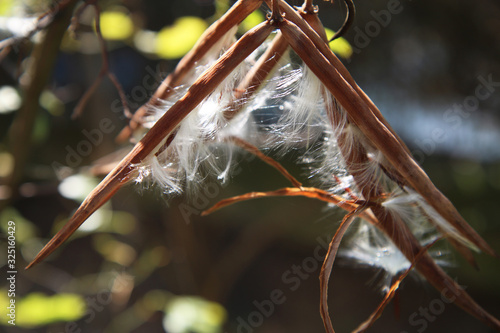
26, 0, 500, 332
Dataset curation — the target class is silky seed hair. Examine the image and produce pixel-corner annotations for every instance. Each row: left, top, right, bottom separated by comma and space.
134, 40, 469, 288
134, 28, 268, 196
340, 221, 412, 292
23, 3, 500, 330
259, 61, 470, 287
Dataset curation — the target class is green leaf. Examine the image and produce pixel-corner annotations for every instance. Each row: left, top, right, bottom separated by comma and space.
163, 296, 227, 333
324, 27, 353, 59
0, 207, 36, 244
156, 17, 208, 59
0, 152, 14, 178
0, 292, 85, 327
99, 10, 134, 41
0, 0, 15, 15
214, 0, 230, 17
40, 89, 64, 116
239, 10, 265, 32
30, 110, 50, 145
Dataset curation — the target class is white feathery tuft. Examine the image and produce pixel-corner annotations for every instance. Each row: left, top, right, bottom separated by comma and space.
380, 188, 478, 252
341, 221, 412, 293
132, 37, 459, 289
271, 65, 327, 151
341, 218, 450, 293
415, 193, 480, 252
134, 26, 264, 196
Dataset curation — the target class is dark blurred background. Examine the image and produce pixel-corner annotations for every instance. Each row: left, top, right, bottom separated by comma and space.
1, 0, 499, 332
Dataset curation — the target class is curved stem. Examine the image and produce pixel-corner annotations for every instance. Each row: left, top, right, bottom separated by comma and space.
329, 0, 356, 41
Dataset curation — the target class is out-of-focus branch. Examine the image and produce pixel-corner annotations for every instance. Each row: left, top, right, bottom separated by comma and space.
71, 1, 130, 119
0, 0, 76, 51
1, 0, 78, 211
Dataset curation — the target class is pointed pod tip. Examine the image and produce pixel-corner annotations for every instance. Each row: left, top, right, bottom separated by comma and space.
492, 249, 500, 259
465, 254, 480, 271
25, 251, 47, 269
25, 261, 36, 270
481, 243, 498, 258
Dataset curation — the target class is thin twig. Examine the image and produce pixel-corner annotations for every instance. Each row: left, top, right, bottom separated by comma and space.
320, 204, 368, 333
225, 136, 303, 188
353, 237, 445, 333
301, 0, 317, 14
202, 187, 378, 225
71, 2, 130, 119
270, 0, 283, 22
329, 0, 356, 41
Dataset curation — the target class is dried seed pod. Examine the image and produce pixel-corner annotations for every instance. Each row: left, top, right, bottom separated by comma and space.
277, 17, 493, 256
116, 0, 264, 142
277, 14, 500, 332
26, 19, 274, 269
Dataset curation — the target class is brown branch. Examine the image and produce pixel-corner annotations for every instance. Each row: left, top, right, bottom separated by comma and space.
26, 1, 278, 268
309, 0, 479, 291
271, 0, 411, 156
301, 0, 316, 14
151, 29, 288, 163
327, 0, 356, 41
297, 2, 411, 189
2, 0, 78, 211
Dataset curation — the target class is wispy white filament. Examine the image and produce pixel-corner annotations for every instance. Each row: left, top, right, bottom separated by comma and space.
135, 25, 260, 195
132, 37, 459, 287
341, 221, 412, 292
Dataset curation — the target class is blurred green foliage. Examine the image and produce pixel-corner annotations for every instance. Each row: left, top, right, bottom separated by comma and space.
0, 0, 499, 333
156, 17, 208, 59
163, 296, 227, 333
0, 292, 85, 326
